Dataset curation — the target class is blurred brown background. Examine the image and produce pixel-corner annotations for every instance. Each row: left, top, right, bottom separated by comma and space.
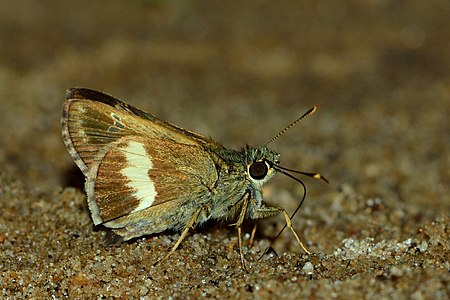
0, 1, 448, 298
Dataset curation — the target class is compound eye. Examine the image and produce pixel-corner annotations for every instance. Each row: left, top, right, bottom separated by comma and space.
249, 161, 268, 180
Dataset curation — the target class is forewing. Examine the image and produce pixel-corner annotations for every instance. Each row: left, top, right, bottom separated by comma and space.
62, 88, 224, 175
86, 136, 218, 225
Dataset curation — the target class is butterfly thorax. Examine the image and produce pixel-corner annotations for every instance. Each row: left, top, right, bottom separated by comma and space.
202, 146, 280, 222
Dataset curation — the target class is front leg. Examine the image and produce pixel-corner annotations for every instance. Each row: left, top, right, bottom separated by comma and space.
250, 205, 311, 255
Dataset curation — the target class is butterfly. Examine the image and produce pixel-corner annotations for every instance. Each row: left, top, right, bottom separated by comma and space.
62, 88, 327, 268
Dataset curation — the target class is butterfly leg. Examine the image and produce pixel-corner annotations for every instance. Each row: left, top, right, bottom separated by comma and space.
280, 209, 311, 254
248, 222, 258, 246
233, 194, 250, 271
251, 206, 311, 255
159, 207, 202, 264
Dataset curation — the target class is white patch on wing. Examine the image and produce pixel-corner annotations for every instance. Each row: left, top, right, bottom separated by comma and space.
121, 141, 157, 212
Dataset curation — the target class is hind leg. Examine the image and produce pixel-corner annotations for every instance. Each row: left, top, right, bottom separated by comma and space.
156, 207, 202, 264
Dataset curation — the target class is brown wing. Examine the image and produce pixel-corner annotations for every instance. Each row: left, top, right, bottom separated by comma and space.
86, 136, 218, 225
62, 88, 224, 176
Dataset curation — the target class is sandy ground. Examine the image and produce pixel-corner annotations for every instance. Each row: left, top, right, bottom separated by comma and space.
0, 1, 448, 299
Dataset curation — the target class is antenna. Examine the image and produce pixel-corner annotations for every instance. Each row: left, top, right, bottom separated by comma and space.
265, 105, 319, 146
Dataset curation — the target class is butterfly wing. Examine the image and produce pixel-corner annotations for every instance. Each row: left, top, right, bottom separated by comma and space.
62, 88, 222, 225
62, 88, 224, 176
85, 136, 218, 225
